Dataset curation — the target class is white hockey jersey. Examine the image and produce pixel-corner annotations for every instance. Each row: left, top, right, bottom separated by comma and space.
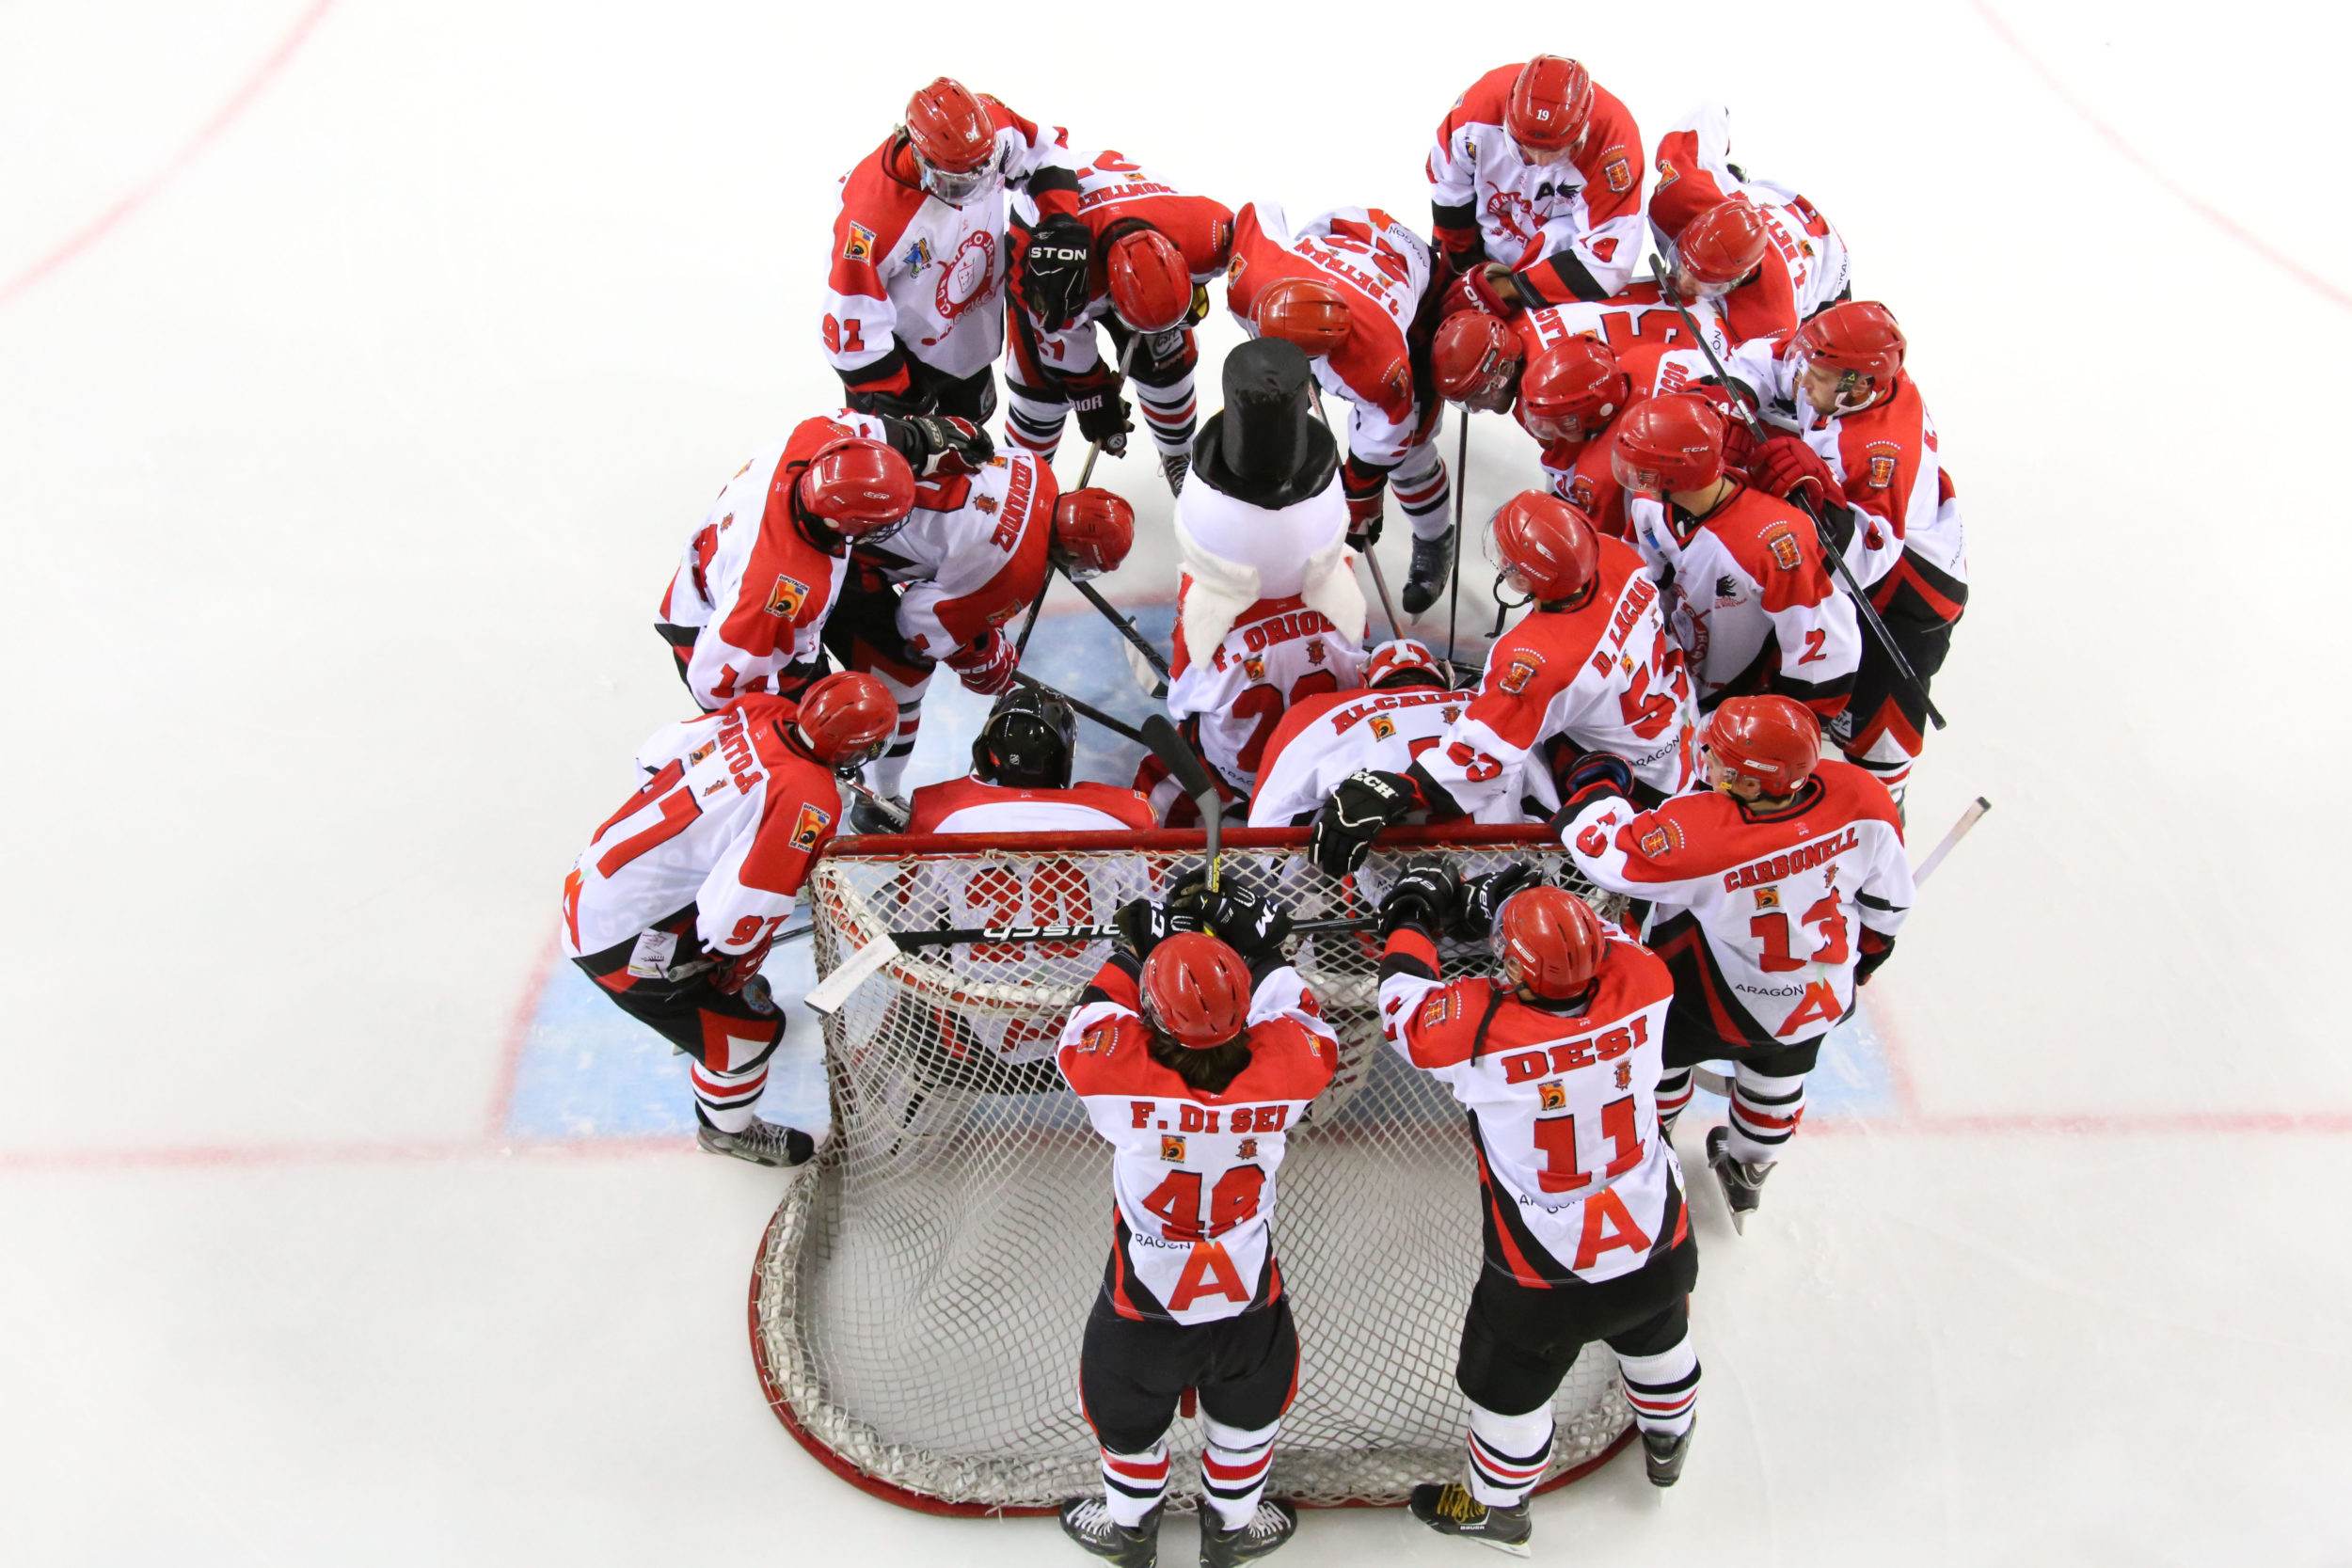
1253, 686, 1481, 827
851, 452, 1057, 658
1648, 103, 1852, 342
1059, 959, 1340, 1324
1168, 593, 1370, 796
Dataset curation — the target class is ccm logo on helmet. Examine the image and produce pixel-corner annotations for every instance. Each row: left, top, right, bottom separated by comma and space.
1498, 1013, 1650, 1082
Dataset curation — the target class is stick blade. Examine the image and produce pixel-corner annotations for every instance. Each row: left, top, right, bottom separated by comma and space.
1140, 715, 1217, 813
802, 930, 899, 1017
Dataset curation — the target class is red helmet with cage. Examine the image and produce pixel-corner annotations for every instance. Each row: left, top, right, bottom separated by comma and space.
1140, 932, 1254, 1051
1105, 228, 1192, 333
1252, 276, 1351, 356
1364, 638, 1447, 691
795, 437, 917, 538
1490, 491, 1600, 605
1611, 395, 1725, 495
792, 672, 898, 769
1704, 695, 1820, 796
902, 78, 998, 202
1794, 300, 1906, 409
1506, 55, 1594, 156
1518, 335, 1627, 444
1432, 311, 1522, 409
1494, 885, 1607, 1000
1676, 200, 1771, 293
1051, 487, 1136, 580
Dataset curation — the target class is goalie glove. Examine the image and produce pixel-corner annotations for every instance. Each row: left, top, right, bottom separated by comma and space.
1378, 856, 1460, 938
1451, 863, 1543, 942
1309, 768, 1421, 879
1021, 213, 1094, 334
1194, 882, 1295, 969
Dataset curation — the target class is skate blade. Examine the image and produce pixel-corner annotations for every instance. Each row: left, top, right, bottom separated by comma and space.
1728, 1208, 1747, 1235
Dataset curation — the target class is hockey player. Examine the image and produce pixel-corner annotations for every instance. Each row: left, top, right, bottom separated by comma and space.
1225, 203, 1456, 613
1557, 696, 1913, 1227
1004, 149, 1234, 495
559, 673, 897, 1164
825, 456, 1135, 827
656, 407, 993, 711
1375, 868, 1701, 1549
1304, 493, 1694, 878
1429, 56, 1647, 307
1614, 395, 1860, 721
1152, 339, 1368, 816
821, 78, 1081, 420
1648, 104, 1852, 343
1248, 640, 1497, 828
1056, 886, 1340, 1567
1733, 302, 1966, 803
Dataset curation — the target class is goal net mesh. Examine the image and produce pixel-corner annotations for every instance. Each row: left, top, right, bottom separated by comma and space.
751, 825, 1632, 1514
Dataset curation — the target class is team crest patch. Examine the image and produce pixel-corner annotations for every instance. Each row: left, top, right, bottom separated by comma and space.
1603, 153, 1634, 194
1226, 253, 1248, 287
1160, 1134, 1185, 1162
1614, 1062, 1632, 1089
844, 223, 876, 262
1568, 476, 1597, 509
1500, 653, 1542, 694
973, 492, 998, 514
1244, 655, 1267, 681
1420, 990, 1455, 1029
765, 573, 811, 618
1866, 446, 1899, 490
1238, 1137, 1258, 1159
1637, 820, 1684, 859
1655, 154, 1678, 187
1370, 713, 1396, 741
790, 804, 833, 852
1538, 1082, 1567, 1112
1763, 523, 1804, 572
1306, 637, 1326, 665
1755, 885, 1781, 911
902, 237, 932, 275
1442, 705, 1461, 723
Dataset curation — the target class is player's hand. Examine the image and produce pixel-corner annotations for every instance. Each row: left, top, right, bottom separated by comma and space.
1452, 862, 1543, 942
1466, 262, 1533, 318
1021, 213, 1093, 333
1113, 895, 1201, 960
1195, 882, 1294, 967
1309, 768, 1422, 879
1855, 928, 1895, 986
1068, 369, 1132, 456
1751, 435, 1837, 507
946, 631, 1017, 695
1378, 856, 1460, 937
1691, 384, 1759, 474
707, 933, 775, 995
1345, 491, 1384, 548
909, 413, 992, 477
1545, 752, 1635, 837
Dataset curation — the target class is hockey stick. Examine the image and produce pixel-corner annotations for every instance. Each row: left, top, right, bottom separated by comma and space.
1444, 413, 1469, 669
1069, 569, 1173, 688
1691, 796, 1991, 1099
1015, 338, 1146, 658
1009, 670, 1148, 744
1141, 713, 1225, 891
1645, 257, 1945, 731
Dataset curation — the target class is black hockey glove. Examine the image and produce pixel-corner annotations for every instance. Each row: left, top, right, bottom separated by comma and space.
905, 413, 993, 478
1113, 895, 1201, 961
1309, 768, 1422, 878
1377, 857, 1460, 938
1021, 213, 1094, 333
1452, 863, 1544, 942
1855, 928, 1896, 987
1066, 367, 1132, 456
1195, 882, 1295, 969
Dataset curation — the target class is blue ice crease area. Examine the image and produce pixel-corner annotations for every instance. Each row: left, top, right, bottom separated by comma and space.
505, 605, 1895, 1140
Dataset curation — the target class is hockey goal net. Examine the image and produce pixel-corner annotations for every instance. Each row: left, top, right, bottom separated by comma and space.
751, 825, 1632, 1514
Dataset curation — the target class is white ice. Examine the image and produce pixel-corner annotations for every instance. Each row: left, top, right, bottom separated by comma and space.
4, 2, 2348, 1562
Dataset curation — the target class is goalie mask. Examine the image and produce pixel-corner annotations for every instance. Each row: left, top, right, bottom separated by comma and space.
971, 686, 1077, 790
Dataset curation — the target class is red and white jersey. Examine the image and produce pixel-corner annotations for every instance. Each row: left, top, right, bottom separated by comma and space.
1226, 203, 1438, 466
851, 452, 1057, 658
822, 101, 1074, 387
1427, 64, 1646, 299
1422, 536, 1697, 812
1168, 590, 1370, 796
1730, 338, 1966, 593
1562, 761, 1912, 1049
661, 413, 877, 710
1012, 150, 1233, 375
1647, 103, 1851, 343
901, 777, 1161, 1063
1625, 484, 1861, 721
1510, 300, 1726, 525
561, 696, 842, 967
1378, 924, 1685, 1285
1059, 958, 1341, 1324
1250, 684, 1549, 828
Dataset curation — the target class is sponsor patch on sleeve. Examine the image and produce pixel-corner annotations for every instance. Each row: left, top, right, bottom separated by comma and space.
790, 803, 833, 852
765, 573, 811, 618
844, 222, 877, 263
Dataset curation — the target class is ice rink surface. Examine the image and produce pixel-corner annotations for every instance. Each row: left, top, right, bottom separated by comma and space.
5, 3, 2349, 1562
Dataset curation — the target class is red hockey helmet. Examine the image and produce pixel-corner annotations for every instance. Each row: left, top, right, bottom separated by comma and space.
796, 437, 917, 539
902, 77, 999, 203
1506, 55, 1595, 157
1105, 228, 1192, 333
1494, 885, 1607, 1000
1703, 695, 1820, 797
1490, 490, 1600, 605
1518, 335, 1627, 444
792, 672, 898, 770
1364, 638, 1447, 691
1051, 486, 1136, 580
1432, 310, 1522, 410
1140, 932, 1254, 1051
1794, 300, 1906, 413
1675, 200, 1771, 294
1253, 276, 1352, 356
1610, 395, 1725, 495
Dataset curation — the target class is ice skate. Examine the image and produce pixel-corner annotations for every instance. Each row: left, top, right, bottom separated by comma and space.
1640, 1420, 1692, 1487
1199, 1497, 1296, 1566
1057, 1497, 1160, 1568
1406, 1481, 1530, 1557
849, 790, 910, 835
695, 1116, 813, 1168
1161, 449, 1190, 497
1399, 529, 1454, 615
1706, 1127, 1772, 1232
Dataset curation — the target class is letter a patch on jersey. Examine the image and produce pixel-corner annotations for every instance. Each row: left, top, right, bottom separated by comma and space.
790, 804, 832, 852
766, 573, 811, 619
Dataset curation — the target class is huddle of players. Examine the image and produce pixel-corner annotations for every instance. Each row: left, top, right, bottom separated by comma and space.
554, 57, 1942, 1567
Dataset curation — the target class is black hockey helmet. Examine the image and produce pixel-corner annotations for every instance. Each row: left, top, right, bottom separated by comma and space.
1191, 338, 1340, 509
972, 686, 1077, 790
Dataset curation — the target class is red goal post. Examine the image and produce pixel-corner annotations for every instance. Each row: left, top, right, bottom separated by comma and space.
750, 822, 1635, 1515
